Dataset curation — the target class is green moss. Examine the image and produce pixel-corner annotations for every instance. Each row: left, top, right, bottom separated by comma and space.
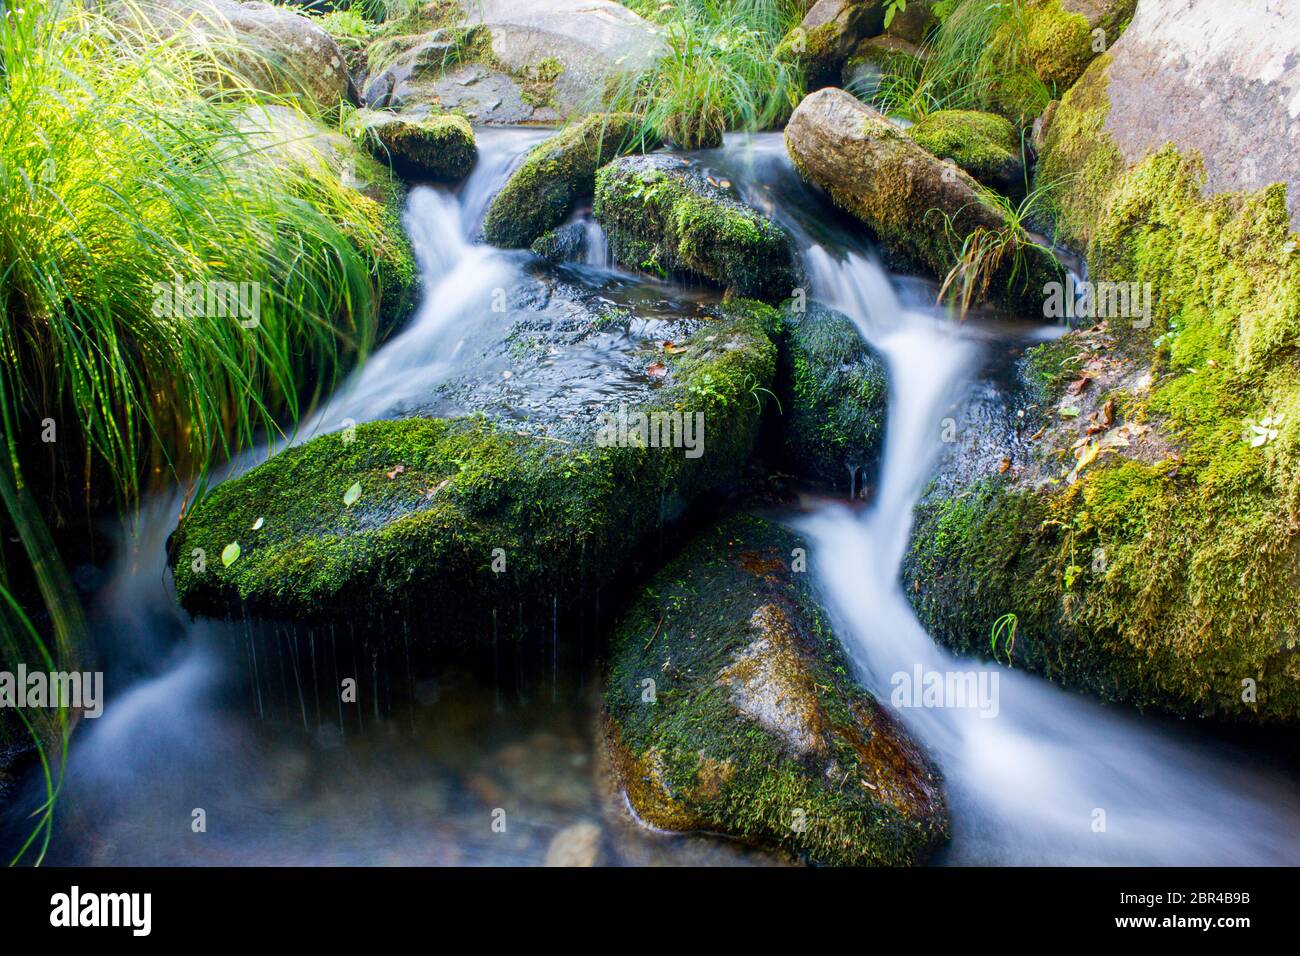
777, 302, 888, 489
481, 113, 652, 249
1034, 51, 1124, 249
354, 109, 477, 182
170, 301, 779, 630
519, 56, 564, 109
593, 155, 797, 302
909, 145, 1300, 721
605, 514, 948, 866
1022, 0, 1094, 90
907, 109, 1023, 191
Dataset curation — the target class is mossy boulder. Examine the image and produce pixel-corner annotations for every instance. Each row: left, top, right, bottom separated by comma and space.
603, 514, 948, 866
776, 0, 887, 90
777, 302, 887, 492
785, 89, 1060, 308
110, 0, 358, 114
351, 108, 477, 182
906, 142, 1300, 722
169, 300, 778, 630
482, 113, 650, 249
1038, 0, 1300, 251
907, 109, 1023, 194
1020, 0, 1136, 92
593, 155, 798, 302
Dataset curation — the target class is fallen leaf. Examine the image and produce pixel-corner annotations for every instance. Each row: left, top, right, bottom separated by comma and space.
998, 457, 1011, 474
1060, 405, 1081, 419
1067, 375, 1093, 395
251, 517, 264, 531
646, 361, 667, 379
222, 541, 241, 566
343, 481, 362, 507
662, 340, 688, 354
386, 465, 405, 480
1101, 398, 1115, 427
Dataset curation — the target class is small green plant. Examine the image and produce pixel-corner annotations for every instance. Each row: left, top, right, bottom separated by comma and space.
884, 0, 908, 30
936, 177, 1063, 314
990, 612, 1018, 665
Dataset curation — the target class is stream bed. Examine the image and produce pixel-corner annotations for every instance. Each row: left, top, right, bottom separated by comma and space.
5, 129, 1299, 866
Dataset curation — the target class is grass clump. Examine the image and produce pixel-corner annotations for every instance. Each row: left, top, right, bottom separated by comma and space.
608, 0, 805, 148
0, 0, 410, 858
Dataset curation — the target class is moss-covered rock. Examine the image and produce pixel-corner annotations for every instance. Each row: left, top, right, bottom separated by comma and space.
906, 144, 1300, 722
785, 89, 1060, 308
775, 0, 887, 90
169, 300, 778, 630
351, 108, 477, 182
603, 514, 948, 866
777, 302, 887, 492
482, 113, 650, 249
1021, 0, 1136, 92
907, 109, 1023, 194
593, 155, 798, 302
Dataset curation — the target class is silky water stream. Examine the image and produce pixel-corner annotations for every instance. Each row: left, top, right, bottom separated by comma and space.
4, 131, 1297, 866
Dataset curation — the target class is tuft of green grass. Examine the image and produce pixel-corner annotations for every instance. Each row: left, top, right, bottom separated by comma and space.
607, 0, 804, 148
869, 0, 1051, 125
936, 177, 1064, 314
0, 1, 402, 861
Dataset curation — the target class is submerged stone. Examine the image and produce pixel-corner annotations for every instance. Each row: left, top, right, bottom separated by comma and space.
603, 514, 948, 865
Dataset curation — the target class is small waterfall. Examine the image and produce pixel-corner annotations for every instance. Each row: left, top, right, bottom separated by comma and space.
796, 245, 1300, 865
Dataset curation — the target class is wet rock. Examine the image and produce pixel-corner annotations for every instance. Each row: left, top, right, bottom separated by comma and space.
776, 0, 887, 91
544, 822, 603, 866
907, 109, 1024, 194
350, 108, 477, 182
109, 0, 357, 112
1019, 0, 1138, 92
482, 113, 651, 249
603, 514, 948, 866
529, 222, 589, 263
593, 155, 798, 302
777, 302, 887, 494
169, 300, 778, 630
785, 88, 1059, 307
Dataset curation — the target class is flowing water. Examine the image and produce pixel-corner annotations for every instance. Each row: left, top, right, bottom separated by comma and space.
5, 130, 1298, 866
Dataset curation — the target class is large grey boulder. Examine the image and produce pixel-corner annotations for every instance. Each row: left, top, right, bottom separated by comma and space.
110, 0, 356, 112
363, 0, 664, 124
776, 0, 887, 90
1040, 0, 1300, 247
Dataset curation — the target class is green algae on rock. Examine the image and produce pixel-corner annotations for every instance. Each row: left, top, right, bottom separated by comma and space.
907, 109, 1023, 194
169, 301, 779, 630
482, 113, 650, 249
603, 514, 948, 866
351, 108, 477, 182
593, 155, 798, 302
906, 144, 1300, 721
777, 302, 888, 492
